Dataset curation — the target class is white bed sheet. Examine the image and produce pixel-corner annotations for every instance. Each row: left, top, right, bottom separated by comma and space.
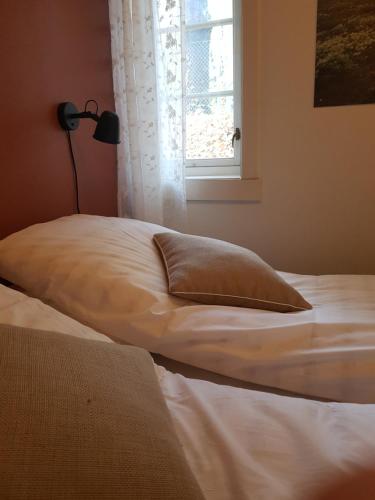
1, 216, 375, 402
158, 365, 375, 500
2, 283, 375, 500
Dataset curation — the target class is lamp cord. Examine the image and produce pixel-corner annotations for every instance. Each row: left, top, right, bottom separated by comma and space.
84, 99, 99, 115
66, 130, 81, 214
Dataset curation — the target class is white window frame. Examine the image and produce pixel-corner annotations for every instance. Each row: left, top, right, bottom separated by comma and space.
183, 0, 242, 179
185, 0, 262, 201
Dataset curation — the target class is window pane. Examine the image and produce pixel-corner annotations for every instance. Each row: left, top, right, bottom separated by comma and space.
186, 24, 233, 94
185, 0, 232, 25
185, 96, 234, 160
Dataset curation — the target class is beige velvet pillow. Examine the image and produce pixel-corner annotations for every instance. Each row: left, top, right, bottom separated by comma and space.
153, 232, 312, 313
0, 324, 204, 500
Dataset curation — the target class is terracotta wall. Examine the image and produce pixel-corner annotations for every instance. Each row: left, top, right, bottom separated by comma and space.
188, 0, 375, 275
0, 0, 117, 239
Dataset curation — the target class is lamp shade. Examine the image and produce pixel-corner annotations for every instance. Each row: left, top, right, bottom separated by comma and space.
93, 111, 120, 144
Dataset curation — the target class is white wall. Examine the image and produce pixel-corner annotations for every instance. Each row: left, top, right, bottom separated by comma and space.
187, 0, 375, 275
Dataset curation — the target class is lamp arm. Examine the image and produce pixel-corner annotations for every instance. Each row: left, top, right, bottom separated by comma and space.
69, 111, 99, 122
58, 102, 99, 131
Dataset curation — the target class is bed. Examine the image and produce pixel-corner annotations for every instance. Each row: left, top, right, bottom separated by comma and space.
2, 283, 375, 500
1, 214, 375, 403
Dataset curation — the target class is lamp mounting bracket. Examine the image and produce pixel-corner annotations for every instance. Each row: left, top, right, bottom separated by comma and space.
57, 102, 80, 131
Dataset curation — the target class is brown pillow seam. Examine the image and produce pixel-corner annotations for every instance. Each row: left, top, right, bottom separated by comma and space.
173, 290, 310, 311
153, 236, 174, 290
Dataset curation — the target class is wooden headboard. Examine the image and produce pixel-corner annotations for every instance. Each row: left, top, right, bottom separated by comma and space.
0, 0, 117, 239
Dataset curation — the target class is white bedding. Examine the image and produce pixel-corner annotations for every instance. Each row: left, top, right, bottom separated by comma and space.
1, 215, 375, 402
0, 284, 111, 342
1, 283, 375, 500
158, 366, 375, 500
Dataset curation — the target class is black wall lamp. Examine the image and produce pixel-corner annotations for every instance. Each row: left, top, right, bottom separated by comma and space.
58, 100, 120, 144
57, 100, 120, 214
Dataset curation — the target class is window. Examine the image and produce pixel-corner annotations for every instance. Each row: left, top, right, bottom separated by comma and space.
183, 0, 242, 178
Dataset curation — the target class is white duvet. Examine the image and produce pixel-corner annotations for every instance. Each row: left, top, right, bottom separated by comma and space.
1, 215, 375, 402
0, 283, 111, 343
1, 284, 375, 500
159, 366, 375, 500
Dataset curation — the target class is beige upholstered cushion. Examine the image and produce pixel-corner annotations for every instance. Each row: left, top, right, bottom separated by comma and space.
153, 232, 312, 313
0, 324, 204, 500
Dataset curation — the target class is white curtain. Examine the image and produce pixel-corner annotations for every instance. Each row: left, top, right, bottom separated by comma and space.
109, 0, 186, 230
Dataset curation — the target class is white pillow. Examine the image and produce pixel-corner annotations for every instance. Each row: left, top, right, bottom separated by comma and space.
0, 215, 189, 346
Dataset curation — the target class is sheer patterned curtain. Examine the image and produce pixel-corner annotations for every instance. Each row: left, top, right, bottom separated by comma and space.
109, 0, 186, 230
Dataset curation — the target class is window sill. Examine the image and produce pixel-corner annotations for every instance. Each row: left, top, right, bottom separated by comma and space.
186, 177, 262, 201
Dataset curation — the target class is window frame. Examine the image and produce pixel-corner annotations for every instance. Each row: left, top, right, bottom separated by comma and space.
183, 0, 242, 178
185, 0, 262, 201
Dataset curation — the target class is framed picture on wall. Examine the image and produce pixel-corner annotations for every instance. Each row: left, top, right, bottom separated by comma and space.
314, 0, 375, 107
